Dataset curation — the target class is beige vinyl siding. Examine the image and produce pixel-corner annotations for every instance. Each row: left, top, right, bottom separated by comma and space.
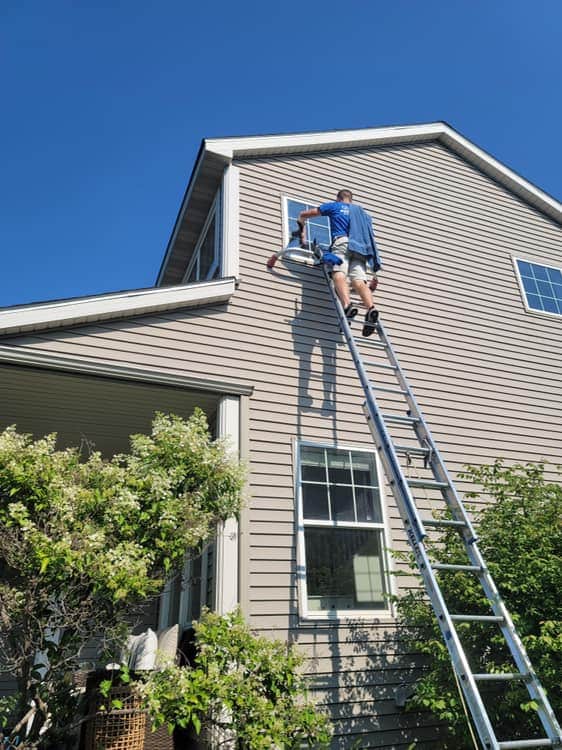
1, 141, 561, 747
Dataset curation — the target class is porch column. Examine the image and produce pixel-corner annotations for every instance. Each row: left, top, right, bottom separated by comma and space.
215, 395, 240, 614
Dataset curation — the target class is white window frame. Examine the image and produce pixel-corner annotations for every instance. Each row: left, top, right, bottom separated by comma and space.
281, 194, 332, 249
513, 256, 562, 320
294, 439, 394, 621
183, 189, 222, 284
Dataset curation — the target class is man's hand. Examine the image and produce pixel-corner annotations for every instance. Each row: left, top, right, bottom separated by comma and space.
369, 276, 379, 292
266, 254, 278, 269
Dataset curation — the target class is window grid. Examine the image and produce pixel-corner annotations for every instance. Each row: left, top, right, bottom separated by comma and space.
184, 191, 221, 283
515, 258, 562, 317
283, 196, 332, 249
297, 442, 391, 618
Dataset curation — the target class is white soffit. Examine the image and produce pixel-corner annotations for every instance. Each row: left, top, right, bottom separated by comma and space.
205, 123, 562, 224
0, 277, 236, 336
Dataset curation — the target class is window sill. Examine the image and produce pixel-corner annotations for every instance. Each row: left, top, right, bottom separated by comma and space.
298, 610, 395, 625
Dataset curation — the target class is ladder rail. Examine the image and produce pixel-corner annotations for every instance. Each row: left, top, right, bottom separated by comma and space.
322, 267, 501, 749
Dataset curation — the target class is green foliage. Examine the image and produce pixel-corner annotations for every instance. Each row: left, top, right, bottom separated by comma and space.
394, 461, 562, 748
141, 609, 332, 749
0, 410, 244, 747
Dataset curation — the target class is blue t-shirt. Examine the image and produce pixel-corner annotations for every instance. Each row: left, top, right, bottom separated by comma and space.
319, 201, 350, 239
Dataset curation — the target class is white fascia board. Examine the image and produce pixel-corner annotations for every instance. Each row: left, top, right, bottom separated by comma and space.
205, 122, 562, 225
0, 277, 236, 337
204, 122, 444, 159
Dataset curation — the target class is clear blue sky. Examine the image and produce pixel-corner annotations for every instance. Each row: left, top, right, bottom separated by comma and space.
2, 0, 561, 307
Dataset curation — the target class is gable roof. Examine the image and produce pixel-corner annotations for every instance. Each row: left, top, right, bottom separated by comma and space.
207, 121, 562, 221
156, 121, 562, 287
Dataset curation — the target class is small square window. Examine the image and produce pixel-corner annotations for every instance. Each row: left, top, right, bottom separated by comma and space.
515, 258, 562, 319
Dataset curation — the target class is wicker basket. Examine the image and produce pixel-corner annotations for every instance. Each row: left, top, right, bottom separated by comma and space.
83, 685, 147, 750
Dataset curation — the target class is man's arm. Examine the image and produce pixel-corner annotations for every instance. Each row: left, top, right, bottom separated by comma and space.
297, 207, 321, 245
266, 207, 321, 268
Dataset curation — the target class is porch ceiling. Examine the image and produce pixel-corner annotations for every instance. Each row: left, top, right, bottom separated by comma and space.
0, 364, 222, 457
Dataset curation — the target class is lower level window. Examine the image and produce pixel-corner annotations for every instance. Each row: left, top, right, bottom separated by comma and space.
297, 444, 390, 616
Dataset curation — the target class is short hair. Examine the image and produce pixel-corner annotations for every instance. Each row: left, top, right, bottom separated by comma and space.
337, 189, 353, 201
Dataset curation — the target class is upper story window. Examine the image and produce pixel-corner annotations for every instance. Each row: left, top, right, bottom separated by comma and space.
515, 258, 562, 317
296, 442, 391, 619
283, 196, 332, 249
184, 191, 222, 283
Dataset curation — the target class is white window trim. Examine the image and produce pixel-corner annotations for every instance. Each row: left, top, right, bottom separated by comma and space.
281, 194, 332, 248
221, 164, 240, 278
183, 190, 222, 284
294, 439, 395, 622
512, 255, 562, 320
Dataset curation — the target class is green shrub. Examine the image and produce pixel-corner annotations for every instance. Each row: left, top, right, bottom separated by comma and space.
141, 609, 332, 749
394, 461, 562, 748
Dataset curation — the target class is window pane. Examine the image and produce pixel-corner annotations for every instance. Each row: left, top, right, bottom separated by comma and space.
307, 223, 331, 248
522, 276, 538, 295
517, 260, 532, 277
552, 284, 562, 300
356, 486, 382, 523
536, 279, 553, 298
351, 451, 377, 486
287, 200, 308, 221
199, 215, 216, 280
526, 294, 543, 310
542, 297, 558, 314
302, 483, 330, 520
304, 527, 386, 611
532, 264, 549, 281
301, 446, 326, 482
327, 449, 352, 484
547, 267, 562, 284
330, 485, 354, 522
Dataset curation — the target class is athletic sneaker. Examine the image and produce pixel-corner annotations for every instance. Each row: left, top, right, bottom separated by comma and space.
362, 307, 379, 337
344, 304, 358, 320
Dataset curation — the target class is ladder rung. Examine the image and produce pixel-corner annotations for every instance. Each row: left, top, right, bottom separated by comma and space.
354, 338, 386, 349
372, 386, 408, 396
432, 563, 482, 573
424, 518, 467, 528
450, 614, 505, 623
498, 740, 555, 749
396, 479, 450, 495
383, 413, 418, 425
364, 361, 397, 371
393, 444, 429, 456
473, 673, 529, 682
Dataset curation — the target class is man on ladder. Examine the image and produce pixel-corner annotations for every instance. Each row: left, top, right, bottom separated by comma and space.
268, 189, 382, 336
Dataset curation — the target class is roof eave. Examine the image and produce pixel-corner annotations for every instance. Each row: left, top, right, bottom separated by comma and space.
204, 122, 562, 225
0, 277, 236, 337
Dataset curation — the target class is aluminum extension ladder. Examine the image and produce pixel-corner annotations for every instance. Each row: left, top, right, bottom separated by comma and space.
322, 267, 562, 750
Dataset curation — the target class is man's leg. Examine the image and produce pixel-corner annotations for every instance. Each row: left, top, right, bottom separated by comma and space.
351, 279, 374, 309
350, 260, 378, 337
332, 271, 350, 308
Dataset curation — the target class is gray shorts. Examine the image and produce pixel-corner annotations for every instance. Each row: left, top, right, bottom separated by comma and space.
330, 237, 368, 282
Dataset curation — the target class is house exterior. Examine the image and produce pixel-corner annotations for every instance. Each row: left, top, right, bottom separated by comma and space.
1, 122, 561, 748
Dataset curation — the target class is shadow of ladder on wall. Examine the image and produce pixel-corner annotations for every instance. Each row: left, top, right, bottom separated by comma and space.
316, 255, 562, 750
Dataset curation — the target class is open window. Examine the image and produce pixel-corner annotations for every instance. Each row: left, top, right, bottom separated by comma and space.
514, 257, 562, 318
296, 442, 392, 619
280, 196, 332, 265
184, 191, 222, 283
